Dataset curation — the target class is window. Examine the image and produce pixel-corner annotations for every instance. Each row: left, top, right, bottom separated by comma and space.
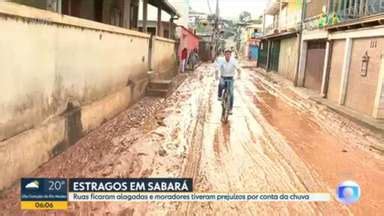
164, 30, 170, 38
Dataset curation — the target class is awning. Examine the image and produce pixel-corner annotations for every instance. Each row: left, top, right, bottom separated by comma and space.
262, 30, 298, 40
148, 0, 179, 17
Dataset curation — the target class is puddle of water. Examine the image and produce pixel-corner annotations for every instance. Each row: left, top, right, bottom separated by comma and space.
244, 74, 384, 215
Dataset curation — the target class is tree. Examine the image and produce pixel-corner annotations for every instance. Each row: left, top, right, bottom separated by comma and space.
239, 11, 252, 23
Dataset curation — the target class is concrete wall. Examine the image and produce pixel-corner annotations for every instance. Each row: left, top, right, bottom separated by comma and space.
376, 54, 384, 118
345, 37, 382, 115
327, 39, 345, 103
326, 26, 384, 119
0, 3, 151, 191
377, 78, 384, 118
278, 36, 298, 82
151, 36, 177, 79
326, 30, 384, 119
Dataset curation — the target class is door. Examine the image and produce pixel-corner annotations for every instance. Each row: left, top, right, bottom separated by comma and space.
249, 45, 258, 60
268, 40, 280, 72
304, 40, 326, 92
258, 40, 268, 68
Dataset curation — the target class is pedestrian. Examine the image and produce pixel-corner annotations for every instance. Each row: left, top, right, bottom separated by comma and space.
188, 48, 199, 71
180, 48, 188, 73
254, 44, 259, 66
215, 49, 241, 115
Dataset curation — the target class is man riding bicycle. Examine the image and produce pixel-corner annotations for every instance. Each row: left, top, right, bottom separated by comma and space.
215, 49, 241, 115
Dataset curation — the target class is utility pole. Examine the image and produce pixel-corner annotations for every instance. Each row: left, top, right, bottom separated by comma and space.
216, 0, 219, 20
214, 0, 220, 59
294, 0, 306, 86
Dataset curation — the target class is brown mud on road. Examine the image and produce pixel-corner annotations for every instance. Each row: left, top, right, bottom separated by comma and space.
176, 67, 347, 215
0, 63, 383, 215
241, 72, 384, 215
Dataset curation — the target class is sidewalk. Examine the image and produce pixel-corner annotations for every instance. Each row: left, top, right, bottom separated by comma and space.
244, 63, 384, 154
0, 64, 209, 215
310, 96, 384, 132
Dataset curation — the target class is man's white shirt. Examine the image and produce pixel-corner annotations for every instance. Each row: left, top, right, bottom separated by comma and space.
215, 57, 239, 77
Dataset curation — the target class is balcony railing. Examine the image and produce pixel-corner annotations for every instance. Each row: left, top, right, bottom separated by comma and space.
280, 12, 301, 30
265, 21, 279, 34
265, 13, 301, 35
329, 0, 384, 25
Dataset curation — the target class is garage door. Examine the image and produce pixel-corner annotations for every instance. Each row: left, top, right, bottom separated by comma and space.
304, 40, 326, 92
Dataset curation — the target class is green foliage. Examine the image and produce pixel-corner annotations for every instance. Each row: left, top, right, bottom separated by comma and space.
239, 11, 252, 22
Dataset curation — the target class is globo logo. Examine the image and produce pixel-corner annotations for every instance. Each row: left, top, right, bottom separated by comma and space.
336, 180, 361, 205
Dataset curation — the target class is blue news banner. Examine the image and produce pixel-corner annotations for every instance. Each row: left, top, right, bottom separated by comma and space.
21, 177, 331, 208
21, 178, 193, 209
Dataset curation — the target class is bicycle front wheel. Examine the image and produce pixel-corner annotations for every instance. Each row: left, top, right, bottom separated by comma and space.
221, 92, 230, 123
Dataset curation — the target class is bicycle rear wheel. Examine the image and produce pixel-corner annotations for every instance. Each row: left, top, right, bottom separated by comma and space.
221, 91, 230, 123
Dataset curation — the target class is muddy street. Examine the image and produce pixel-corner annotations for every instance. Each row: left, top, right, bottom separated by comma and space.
1, 62, 384, 215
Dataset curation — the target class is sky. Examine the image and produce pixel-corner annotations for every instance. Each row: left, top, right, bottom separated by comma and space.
187, 0, 269, 20
140, 0, 269, 23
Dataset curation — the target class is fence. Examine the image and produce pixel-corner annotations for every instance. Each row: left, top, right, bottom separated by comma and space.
329, 0, 384, 23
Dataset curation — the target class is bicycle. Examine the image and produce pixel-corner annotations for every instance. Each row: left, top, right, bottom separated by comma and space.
221, 80, 232, 123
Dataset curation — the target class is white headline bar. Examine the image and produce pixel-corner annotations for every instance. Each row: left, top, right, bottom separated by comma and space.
69, 192, 331, 202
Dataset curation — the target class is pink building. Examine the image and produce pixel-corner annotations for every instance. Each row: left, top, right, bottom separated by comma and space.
176, 26, 200, 60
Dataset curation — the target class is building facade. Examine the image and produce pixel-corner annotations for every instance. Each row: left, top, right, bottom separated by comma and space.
175, 25, 199, 61
259, 0, 384, 122
323, 0, 384, 119
260, 0, 302, 82
297, 0, 329, 93
236, 21, 263, 58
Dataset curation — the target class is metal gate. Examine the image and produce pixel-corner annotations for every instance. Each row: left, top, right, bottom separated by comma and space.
258, 40, 268, 68
268, 40, 280, 72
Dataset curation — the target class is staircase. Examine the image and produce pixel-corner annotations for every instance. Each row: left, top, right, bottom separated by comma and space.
146, 79, 173, 97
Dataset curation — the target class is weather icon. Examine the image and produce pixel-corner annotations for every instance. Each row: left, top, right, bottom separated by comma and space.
25, 180, 40, 189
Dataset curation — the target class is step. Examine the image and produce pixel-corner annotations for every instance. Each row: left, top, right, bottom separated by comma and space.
146, 88, 169, 97
148, 79, 173, 90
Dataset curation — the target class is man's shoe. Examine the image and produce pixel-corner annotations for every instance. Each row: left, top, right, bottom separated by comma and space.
229, 110, 233, 115
218, 97, 222, 101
